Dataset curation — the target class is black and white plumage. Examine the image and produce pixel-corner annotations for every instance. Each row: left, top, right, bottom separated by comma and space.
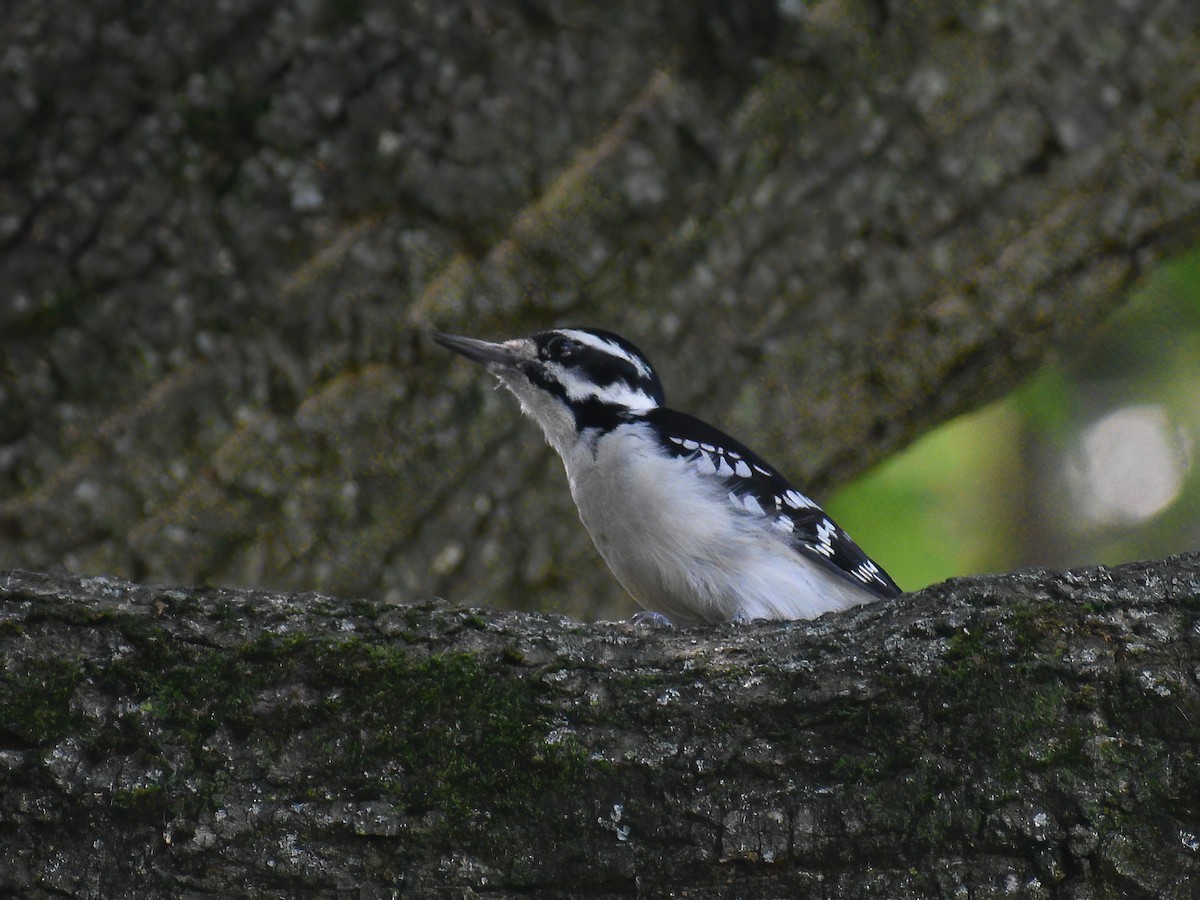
434, 327, 901, 625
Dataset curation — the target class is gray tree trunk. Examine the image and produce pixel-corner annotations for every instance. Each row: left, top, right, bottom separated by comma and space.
2, 560, 1198, 897
2, 0, 1199, 621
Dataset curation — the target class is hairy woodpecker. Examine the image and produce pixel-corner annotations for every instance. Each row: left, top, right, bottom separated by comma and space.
434, 327, 901, 624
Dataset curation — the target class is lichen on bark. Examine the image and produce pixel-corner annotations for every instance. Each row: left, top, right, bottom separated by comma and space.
2, 559, 1198, 897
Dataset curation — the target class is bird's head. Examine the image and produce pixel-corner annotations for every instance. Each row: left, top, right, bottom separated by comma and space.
434, 327, 665, 455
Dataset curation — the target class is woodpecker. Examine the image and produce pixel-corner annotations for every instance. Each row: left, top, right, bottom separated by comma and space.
434, 327, 900, 625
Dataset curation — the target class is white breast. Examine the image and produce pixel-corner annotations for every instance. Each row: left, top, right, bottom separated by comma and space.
561, 423, 872, 624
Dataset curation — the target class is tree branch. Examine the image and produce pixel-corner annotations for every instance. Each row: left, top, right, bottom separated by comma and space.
2, 559, 1198, 896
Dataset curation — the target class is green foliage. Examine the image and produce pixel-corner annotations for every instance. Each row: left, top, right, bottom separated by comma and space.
832, 242, 1200, 591
829, 401, 1021, 591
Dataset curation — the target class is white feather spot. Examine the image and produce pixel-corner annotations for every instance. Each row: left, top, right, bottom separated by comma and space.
716, 456, 734, 477
734, 459, 751, 478
742, 494, 764, 516
772, 516, 795, 533
695, 452, 717, 474
805, 518, 838, 557
852, 561, 884, 584
784, 489, 816, 510
681, 439, 699, 451
700, 443, 716, 453
754, 464, 771, 477
816, 518, 837, 548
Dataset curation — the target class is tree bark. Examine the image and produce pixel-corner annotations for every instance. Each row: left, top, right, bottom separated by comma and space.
2, 560, 1198, 898
2, 0, 1199, 620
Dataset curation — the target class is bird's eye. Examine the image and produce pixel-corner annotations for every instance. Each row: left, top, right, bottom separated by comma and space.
544, 336, 575, 360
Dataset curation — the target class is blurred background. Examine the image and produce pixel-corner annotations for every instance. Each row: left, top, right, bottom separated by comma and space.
2, 1, 1198, 622
834, 246, 1200, 592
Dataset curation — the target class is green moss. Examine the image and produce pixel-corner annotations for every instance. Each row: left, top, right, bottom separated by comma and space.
615, 671, 668, 690
0, 659, 84, 745
936, 607, 1076, 777
72, 620, 587, 837
500, 645, 525, 665
833, 754, 883, 783
93, 622, 258, 755
303, 639, 588, 826
777, 598, 1131, 857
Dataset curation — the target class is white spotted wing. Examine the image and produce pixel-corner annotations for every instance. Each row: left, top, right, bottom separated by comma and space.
644, 408, 901, 600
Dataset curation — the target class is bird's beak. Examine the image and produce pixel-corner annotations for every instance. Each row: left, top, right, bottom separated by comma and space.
433, 332, 521, 370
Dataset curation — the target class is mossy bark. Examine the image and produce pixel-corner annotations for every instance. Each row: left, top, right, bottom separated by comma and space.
2, 561, 1198, 897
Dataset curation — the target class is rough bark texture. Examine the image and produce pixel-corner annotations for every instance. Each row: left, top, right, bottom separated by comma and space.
2, 0, 1199, 621
2, 560, 1199, 898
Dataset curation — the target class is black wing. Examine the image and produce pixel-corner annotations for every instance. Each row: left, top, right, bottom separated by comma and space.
642, 408, 902, 600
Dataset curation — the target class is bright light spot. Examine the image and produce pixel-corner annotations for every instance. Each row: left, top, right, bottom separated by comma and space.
1065, 404, 1191, 527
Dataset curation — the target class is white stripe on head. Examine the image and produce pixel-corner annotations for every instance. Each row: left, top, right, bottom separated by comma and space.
549, 363, 659, 413
558, 329, 655, 381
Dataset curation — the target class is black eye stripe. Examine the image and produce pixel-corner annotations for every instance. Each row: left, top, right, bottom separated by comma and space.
540, 342, 650, 391
574, 349, 642, 387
